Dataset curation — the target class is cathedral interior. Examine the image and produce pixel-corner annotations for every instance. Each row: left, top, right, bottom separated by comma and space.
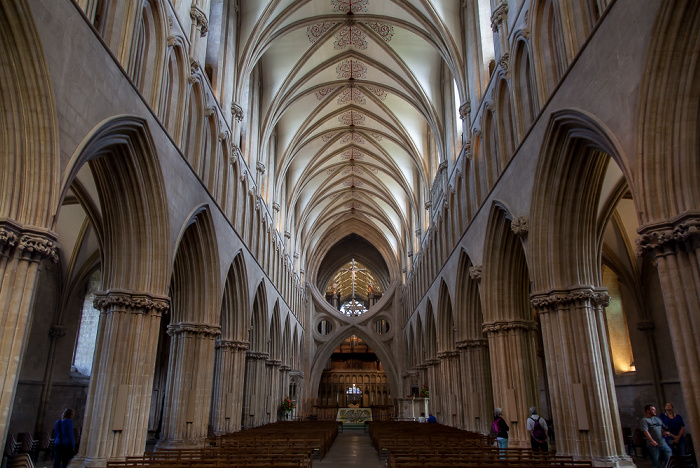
1, 0, 699, 467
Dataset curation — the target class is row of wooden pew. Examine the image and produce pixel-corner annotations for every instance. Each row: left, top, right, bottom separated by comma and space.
368, 421, 593, 468
106, 421, 338, 468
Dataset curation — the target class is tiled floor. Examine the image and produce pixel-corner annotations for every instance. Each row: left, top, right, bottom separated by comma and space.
315, 428, 385, 467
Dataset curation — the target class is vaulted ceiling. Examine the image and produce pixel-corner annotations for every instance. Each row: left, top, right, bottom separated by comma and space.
236, 0, 465, 282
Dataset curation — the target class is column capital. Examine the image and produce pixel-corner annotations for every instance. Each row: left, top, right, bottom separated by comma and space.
459, 101, 471, 120
456, 339, 488, 350
246, 351, 270, 361
266, 358, 282, 367
0, 219, 59, 262
93, 289, 170, 314
530, 286, 610, 312
437, 350, 460, 359
279, 364, 292, 372
483, 319, 537, 334
231, 103, 244, 122
490, 2, 508, 32
425, 358, 440, 367
636, 212, 700, 256
215, 339, 249, 351
190, 5, 209, 36
167, 321, 220, 337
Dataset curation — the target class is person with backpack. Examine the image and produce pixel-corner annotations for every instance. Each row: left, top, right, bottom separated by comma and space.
492, 408, 509, 448
527, 407, 549, 451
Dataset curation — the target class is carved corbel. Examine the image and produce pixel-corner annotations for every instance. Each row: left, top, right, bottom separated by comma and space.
511, 216, 529, 237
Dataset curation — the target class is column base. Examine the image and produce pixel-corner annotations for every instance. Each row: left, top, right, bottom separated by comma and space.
73, 456, 107, 468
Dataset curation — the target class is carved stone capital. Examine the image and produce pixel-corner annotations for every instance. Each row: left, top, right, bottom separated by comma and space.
483, 319, 538, 335
437, 350, 459, 359
256, 161, 266, 174
215, 339, 249, 351
93, 289, 170, 314
190, 5, 209, 37
279, 365, 292, 372
272, 202, 280, 212
425, 358, 440, 367
456, 339, 488, 350
491, 2, 508, 32
636, 212, 700, 256
0, 220, 60, 262
49, 325, 67, 338
246, 351, 270, 361
167, 321, 221, 337
510, 216, 529, 237
469, 265, 482, 281
497, 53, 510, 78
284, 231, 291, 239
530, 286, 610, 312
231, 103, 244, 122
637, 321, 655, 332
265, 358, 282, 367
438, 160, 448, 172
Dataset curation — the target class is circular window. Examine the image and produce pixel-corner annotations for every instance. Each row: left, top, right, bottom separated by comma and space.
317, 319, 333, 335
374, 319, 390, 335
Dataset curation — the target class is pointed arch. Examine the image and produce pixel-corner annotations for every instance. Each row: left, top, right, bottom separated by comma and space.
512, 37, 539, 134
170, 206, 221, 324
531, 0, 567, 102
220, 251, 250, 341
436, 280, 455, 353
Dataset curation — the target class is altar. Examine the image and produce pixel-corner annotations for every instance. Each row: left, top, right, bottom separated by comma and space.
336, 407, 373, 424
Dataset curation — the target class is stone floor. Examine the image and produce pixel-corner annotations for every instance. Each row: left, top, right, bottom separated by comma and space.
316, 428, 385, 467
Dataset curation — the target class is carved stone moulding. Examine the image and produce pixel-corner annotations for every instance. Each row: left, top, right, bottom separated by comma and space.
93, 288, 171, 314
636, 212, 700, 256
246, 351, 270, 361
510, 216, 529, 237
530, 286, 610, 313
437, 350, 459, 359
215, 339, 250, 351
0, 218, 59, 262
455, 339, 488, 350
167, 321, 221, 337
482, 319, 538, 334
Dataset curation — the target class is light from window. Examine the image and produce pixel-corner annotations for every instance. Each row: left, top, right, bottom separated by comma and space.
73, 269, 101, 376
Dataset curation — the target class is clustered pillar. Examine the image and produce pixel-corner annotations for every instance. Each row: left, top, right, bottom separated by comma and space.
211, 339, 249, 434
531, 287, 631, 466
78, 290, 169, 465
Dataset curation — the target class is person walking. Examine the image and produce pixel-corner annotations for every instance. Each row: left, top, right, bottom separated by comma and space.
53, 408, 76, 468
527, 407, 549, 452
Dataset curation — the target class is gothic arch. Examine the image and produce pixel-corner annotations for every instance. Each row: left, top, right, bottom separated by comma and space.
170, 206, 221, 325
160, 38, 188, 143
531, 0, 567, 102
512, 36, 538, 134
436, 280, 455, 353
249, 281, 269, 352
220, 251, 250, 342
307, 325, 400, 402
0, 1, 59, 228
636, 0, 700, 223
530, 109, 628, 291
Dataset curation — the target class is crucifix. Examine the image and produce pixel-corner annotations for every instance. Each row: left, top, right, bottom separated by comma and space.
338, 258, 367, 315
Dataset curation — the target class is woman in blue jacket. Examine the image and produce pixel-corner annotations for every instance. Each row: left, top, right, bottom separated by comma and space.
53, 408, 75, 468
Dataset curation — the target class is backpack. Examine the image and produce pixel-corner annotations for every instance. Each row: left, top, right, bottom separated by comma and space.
530, 416, 547, 440
491, 417, 501, 436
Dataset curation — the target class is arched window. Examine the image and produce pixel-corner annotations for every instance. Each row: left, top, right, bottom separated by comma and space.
602, 265, 635, 373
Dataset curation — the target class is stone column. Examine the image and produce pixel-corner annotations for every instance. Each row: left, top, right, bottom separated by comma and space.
77, 289, 169, 466
438, 351, 460, 426
636, 321, 665, 406
483, 320, 539, 447
243, 351, 268, 427
266, 359, 281, 423
531, 287, 632, 467
425, 359, 440, 419
457, 339, 493, 433
280, 364, 291, 414
210, 339, 248, 434
158, 322, 219, 448
490, 1, 510, 59
637, 214, 700, 440
0, 220, 58, 445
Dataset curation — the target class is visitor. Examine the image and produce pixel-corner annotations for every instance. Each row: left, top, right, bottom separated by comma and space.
493, 408, 509, 449
427, 413, 437, 423
527, 406, 549, 452
641, 404, 671, 468
418, 412, 426, 423
53, 408, 76, 468
660, 402, 686, 456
